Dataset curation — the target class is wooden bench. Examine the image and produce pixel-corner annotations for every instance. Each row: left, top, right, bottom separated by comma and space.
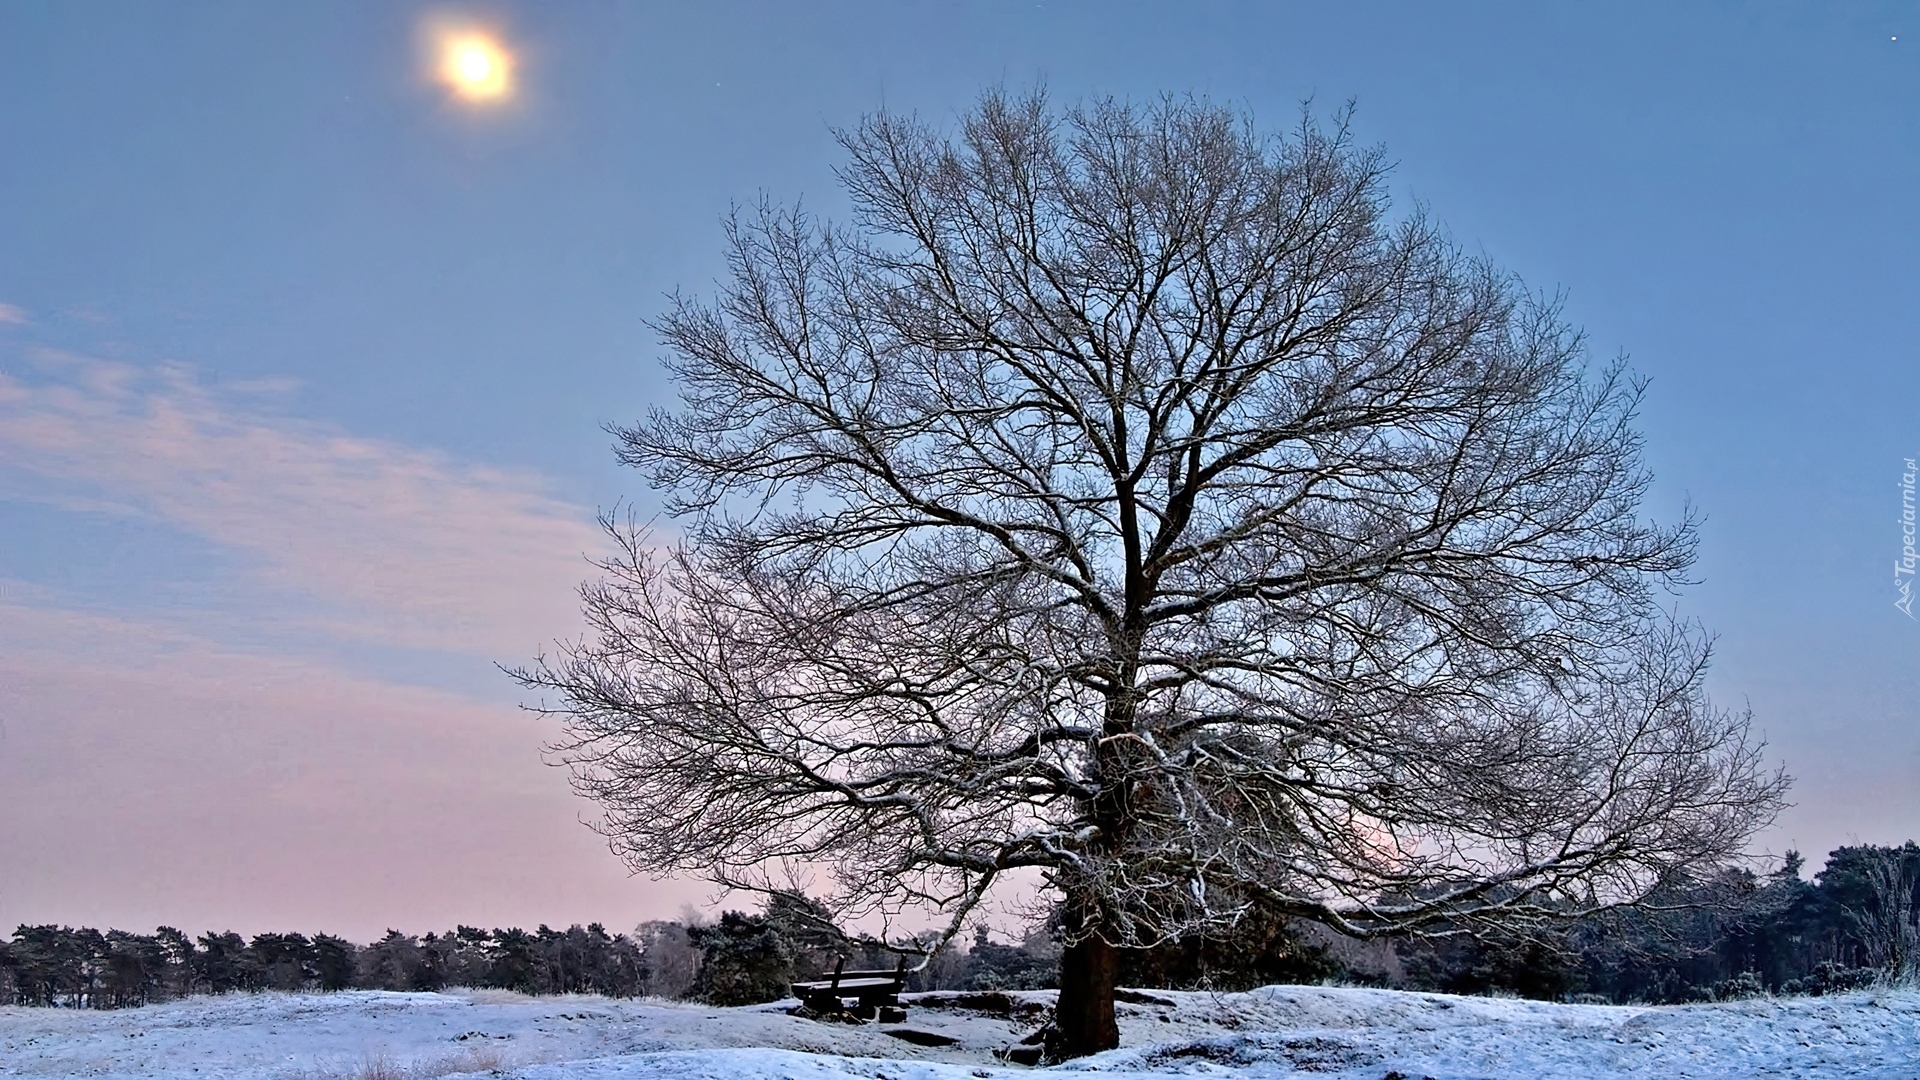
792, 956, 908, 1018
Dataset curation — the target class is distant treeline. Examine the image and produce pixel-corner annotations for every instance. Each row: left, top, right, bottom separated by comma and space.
1392, 843, 1920, 1004
0, 923, 654, 1008
6, 845, 1916, 1010
0, 892, 1051, 1011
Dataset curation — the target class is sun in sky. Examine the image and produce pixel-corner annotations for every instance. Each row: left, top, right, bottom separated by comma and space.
436, 30, 513, 101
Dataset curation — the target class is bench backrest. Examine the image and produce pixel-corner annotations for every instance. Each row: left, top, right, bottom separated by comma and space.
822, 954, 907, 990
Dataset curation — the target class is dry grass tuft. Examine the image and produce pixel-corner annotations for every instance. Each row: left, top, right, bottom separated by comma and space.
282, 1044, 514, 1080
458, 988, 534, 1005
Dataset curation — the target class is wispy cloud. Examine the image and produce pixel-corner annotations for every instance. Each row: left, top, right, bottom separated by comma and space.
0, 352, 602, 656
0, 357, 701, 935
0, 302, 28, 325
0, 597, 702, 937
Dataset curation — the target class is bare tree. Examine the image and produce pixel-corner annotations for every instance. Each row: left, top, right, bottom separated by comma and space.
1837, 845, 1920, 983
518, 90, 1787, 1056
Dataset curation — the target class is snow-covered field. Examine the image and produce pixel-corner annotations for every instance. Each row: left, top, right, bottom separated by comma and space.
3, 984, 1917, 1080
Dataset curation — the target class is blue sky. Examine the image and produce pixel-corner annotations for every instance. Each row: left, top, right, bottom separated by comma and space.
1, 1, 1915, 938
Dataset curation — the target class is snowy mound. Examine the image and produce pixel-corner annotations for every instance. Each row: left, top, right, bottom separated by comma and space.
3, 984, 1917, 1079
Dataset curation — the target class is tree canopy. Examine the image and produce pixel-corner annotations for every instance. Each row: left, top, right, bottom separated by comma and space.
519, 89, 1786, 1056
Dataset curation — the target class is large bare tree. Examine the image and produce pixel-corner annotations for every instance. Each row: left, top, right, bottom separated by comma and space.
519, 91, 1786, 1056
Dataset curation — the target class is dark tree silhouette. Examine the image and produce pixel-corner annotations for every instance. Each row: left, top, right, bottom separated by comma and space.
312, 934, 357, 992
687, 912, 794, 1006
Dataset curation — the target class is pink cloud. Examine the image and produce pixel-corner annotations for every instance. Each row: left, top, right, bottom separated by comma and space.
0, 302, 27, 325
0, 599, 709, 939
0, 354, 720, 935
0, 353, 604, 657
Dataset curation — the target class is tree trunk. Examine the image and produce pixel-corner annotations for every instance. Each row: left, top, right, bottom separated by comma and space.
1054, 934, 1119, 1056
1051, 900, 1120, 1057
1048, 678, 1136, 1058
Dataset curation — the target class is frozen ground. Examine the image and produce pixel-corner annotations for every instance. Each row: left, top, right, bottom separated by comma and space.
3, 984, 1918, 1079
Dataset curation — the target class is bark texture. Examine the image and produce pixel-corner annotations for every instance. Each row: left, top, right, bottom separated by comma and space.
1054, 932, 1120, 1056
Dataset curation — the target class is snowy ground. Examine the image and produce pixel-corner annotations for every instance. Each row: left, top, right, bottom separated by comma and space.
3, 984, 1918, 1079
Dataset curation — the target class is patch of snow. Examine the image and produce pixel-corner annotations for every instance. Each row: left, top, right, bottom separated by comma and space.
3, 984, 1917, 1079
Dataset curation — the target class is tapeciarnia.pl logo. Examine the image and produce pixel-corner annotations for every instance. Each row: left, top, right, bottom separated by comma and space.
1899, 457, 1917, 618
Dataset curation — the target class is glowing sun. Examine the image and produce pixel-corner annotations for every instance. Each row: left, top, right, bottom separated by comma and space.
439, 34, 512, 101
